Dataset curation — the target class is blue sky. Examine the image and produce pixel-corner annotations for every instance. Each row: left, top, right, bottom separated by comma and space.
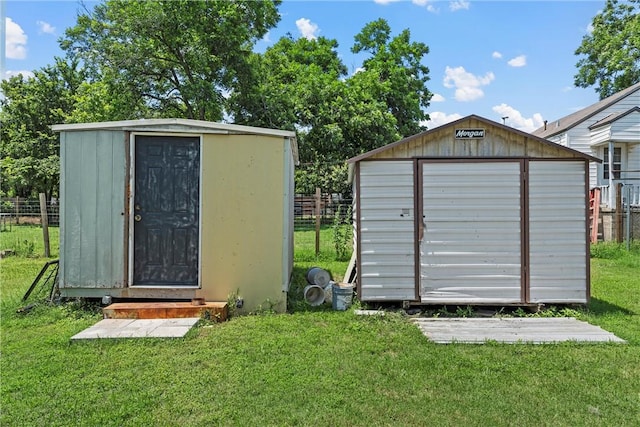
3, 0, 605, 132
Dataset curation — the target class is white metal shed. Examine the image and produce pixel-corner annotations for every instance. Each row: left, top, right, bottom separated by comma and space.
348, 115, 600, 306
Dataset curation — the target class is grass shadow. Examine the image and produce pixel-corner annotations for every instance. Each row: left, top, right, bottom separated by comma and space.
588, 297, 635, 316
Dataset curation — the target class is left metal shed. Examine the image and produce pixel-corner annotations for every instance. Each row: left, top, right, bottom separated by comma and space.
52, 118, 298, 313
348, 115, 600, 306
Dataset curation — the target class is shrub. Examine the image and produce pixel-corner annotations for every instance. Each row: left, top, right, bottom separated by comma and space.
332, 204, 352, 261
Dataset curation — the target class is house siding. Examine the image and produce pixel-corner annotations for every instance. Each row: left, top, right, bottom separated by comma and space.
589, 125, 611, 146
548, 133, 568, 147
611, 110, 640, 142
562, 91, 639, 187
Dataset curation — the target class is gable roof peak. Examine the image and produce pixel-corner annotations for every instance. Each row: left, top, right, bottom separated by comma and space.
532, 81, 640, 138
348, 113, 599, 164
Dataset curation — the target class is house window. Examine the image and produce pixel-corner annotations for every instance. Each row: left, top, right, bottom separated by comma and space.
603, 147, 621, 180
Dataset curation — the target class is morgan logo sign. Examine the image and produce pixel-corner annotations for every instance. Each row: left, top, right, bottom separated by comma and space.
455, 129, 485, 139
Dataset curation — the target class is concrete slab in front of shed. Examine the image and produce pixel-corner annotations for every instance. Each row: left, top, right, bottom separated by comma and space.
71, 318, 200, 340
411, 317, 626, 344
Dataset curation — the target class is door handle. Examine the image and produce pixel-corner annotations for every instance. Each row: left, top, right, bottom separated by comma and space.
134, 214, 142, 222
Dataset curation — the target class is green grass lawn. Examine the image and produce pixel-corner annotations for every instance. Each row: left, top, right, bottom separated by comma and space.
1, 227, 639, 426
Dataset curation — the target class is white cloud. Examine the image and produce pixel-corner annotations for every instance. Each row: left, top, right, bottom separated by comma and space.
423, 111, 462, 129
562, 86, 573, 93
412, 0, 438, 12
492, 51, 502, 59
584, 11, 600, 34
449, 0, 470, 11
374, 0, 402, 4
492, 103, 544, 132
4, 70, 35, 80
431, 93, 445, 102
443, 66, 495, 102
296, 18, 319, 40
507, 55, 527, 67
353, 67, 365, 75
6, 17, 28, 59
37, 20, 56, 35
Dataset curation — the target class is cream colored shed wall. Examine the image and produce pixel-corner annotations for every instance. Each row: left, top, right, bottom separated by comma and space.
197, 134, 287, 312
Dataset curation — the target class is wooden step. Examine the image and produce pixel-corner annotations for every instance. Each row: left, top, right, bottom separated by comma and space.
103, 301, 228, 321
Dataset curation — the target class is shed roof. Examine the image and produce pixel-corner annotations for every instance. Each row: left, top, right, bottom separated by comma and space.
348, 114, 600, 164
52, 118, 299, 164
532, 82, 640, 139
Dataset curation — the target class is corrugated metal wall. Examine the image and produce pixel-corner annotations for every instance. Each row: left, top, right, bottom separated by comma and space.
528, 161, 587, 303
420, 162, 522, 303
359, 161, 415, 300
60, 130, 127, 289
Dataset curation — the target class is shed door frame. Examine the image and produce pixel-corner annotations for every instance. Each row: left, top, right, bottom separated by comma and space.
127, 132, 203, 288
416, 158, 527, 304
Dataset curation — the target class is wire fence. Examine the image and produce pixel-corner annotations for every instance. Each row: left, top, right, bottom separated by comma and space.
0, 194, 352, 230
294, 193, 353, 228
2, 193, 636, 244
1, 197, 60, 229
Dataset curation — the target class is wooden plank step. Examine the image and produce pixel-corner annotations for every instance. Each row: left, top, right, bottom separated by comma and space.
103, 302, 228, 321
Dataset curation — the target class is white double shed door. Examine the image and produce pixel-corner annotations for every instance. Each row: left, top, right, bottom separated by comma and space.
358, 159, 587, 304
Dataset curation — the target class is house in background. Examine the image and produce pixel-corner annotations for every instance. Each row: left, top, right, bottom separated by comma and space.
532, 82, 640, 240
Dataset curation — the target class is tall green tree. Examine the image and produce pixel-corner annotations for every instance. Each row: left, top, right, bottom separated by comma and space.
230, 19, 431, 193
352, 18, 432, 136
66, 78, 151, 124
574, 0, 640, 98
229, 35, 347, 132
61, 0, 281, 121
229, 35, 352, 193
0, 59, 85, 199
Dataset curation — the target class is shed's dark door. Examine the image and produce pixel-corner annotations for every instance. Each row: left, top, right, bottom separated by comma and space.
133, 136, 200, 286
